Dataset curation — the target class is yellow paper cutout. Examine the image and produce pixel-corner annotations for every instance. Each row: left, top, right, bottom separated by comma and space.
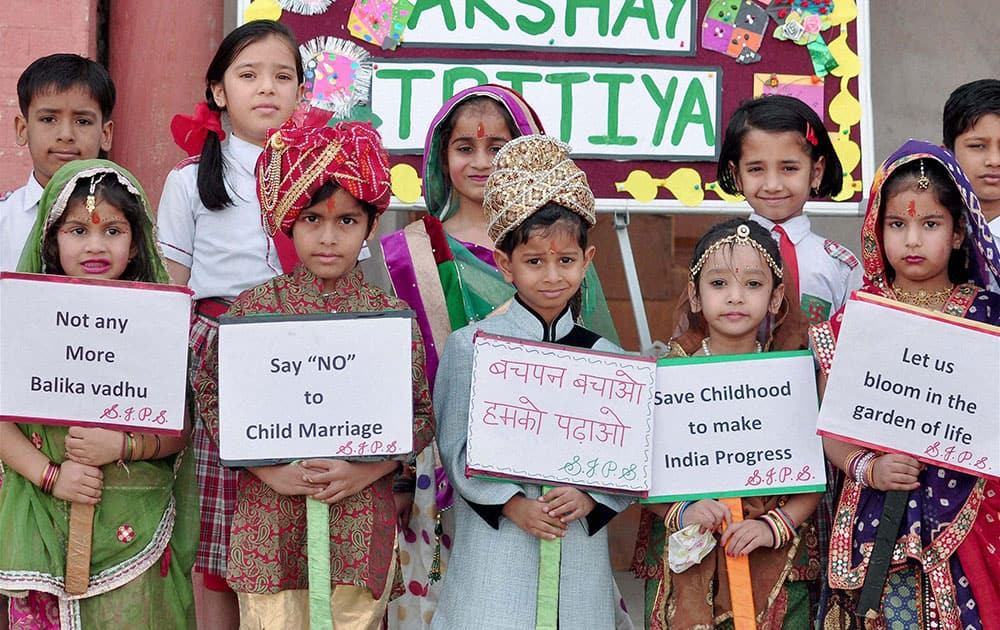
705, 181, 744, 204
826, 0, 858, 27
615, 168, 705, 206
245, 0, 282, 21
664, 168, 705, 207
828, 29, 860, 79
829, 78, 861, 128
831, 128, 861, 173
390, 163, 422, 204
832, 175, 863, 202
616, 170, 660, 203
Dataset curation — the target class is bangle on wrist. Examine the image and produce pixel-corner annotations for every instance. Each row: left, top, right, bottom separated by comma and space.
40, 462, 60, 494
677, 501, 692, 529
757, 508, 794, 548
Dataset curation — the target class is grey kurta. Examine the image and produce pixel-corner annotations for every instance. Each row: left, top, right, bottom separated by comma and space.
431, 298, 633, 630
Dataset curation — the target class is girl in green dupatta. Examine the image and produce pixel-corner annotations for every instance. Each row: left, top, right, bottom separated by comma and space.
380, 85, 623, 629
0, 159, 197, 629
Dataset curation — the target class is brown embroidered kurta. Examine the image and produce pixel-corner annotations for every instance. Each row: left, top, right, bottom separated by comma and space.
197, 264, 434, 597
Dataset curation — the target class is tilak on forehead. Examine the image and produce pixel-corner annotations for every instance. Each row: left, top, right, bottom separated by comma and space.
476, 121, 485, 138
907, 199, 916, 217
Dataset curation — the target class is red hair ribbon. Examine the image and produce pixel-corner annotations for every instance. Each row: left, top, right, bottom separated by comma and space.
804, 122, 818, 147
170, 102, 226, 157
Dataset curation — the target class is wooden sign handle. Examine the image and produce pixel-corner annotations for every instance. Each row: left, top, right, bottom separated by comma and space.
65, 502, 95, 595
720, 497, 756, 630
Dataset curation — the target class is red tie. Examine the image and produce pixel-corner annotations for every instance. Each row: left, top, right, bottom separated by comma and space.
773, 225, 799, 301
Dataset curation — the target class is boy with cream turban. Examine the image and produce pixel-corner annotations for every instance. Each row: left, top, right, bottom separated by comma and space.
431, 135, 632, 629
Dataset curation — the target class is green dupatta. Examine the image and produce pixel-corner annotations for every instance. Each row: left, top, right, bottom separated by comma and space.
0, 159, 195, 628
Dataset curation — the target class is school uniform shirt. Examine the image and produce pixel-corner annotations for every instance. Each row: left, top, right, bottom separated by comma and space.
196, 264, 434, 597
750, 213, 863, 324
0, 174, 43, 271
431, 296, 633, 630
156, 134, 282, 300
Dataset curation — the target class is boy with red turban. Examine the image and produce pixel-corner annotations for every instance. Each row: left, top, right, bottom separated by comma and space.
196, 115, 434, 629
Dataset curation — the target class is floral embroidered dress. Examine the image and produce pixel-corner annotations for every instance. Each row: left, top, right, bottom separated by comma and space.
379, 84, 619, 628
810, 141, 1000, 629
0, 160, 197, 629
633, 340, 819, 629
196, 264, 435, 597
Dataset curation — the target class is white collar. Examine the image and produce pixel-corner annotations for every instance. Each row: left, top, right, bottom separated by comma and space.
749, 213, 811, 244
224, 133, 264, 175
22, 172, 45, 211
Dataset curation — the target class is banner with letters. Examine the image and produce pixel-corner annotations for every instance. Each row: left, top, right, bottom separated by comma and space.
217, 311, 415, 466
645, 350, 826, 503
818, 292, 1000, 480
262, 0, 870, 210
0, 272, 191, 435
466, 332, 655, 495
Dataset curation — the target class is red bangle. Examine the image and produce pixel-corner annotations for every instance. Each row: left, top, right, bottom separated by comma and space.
40, 462, 60, 494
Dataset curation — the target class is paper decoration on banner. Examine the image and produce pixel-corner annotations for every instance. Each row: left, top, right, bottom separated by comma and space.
390, 163, 422, 203
348, 0, 414, 51
754, 73, 824, 119
618, 0, 863, 207
299, 37, 371, 118
278, 0, 333, 15
768, 0, 838, 76
333, 105, 382, 128
244, 0, 282, 21
615, 169, 704, 206
702, 1, 769, 64
614, 169, 744, 205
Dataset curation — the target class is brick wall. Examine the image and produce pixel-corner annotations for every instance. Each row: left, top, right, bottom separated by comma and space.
0, 1, 98, 192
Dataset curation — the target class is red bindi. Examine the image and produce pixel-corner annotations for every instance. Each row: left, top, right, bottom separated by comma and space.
907, 200, 916, 217
326, 196, 336, 211
476, 122, 485, 138
91, 211, 101, 224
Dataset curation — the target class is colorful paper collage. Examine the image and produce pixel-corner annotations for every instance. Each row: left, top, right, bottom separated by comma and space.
702, 1, 769, 65
299, 37, 372, 118
753, 73, 824, 118
770, 2, 834, 45
348, 0, 415, 51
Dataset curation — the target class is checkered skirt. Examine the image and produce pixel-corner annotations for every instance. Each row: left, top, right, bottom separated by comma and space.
189, 309, 238, 577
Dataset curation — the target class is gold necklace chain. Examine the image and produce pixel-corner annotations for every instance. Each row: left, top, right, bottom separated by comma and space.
894, 285, 953, 309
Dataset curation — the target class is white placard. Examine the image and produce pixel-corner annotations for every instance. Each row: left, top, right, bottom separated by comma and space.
217, 312, 415, 465
646, 351, 826, 502
402, 0, 695, 55
466, 332, 655, 494
0, 273, 191, 435
371, 60, 720, 160
818, 293, 1000, 479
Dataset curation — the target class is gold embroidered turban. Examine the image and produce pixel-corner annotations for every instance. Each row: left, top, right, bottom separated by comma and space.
483, 135, 595, 246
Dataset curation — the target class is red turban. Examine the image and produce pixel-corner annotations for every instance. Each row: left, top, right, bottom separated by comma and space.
257, 114, 391, 236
